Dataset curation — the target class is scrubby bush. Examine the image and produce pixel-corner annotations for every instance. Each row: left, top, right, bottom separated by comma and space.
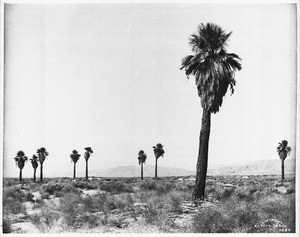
3, 186, 26, 214
60, 192, 83, 229
193, 206, 233, 233
168, 191, 184, 213
139, 179, 157, 190
139, 179, 176, 195
257, 194, 295, 232
41, 182, 65, 195
29, 205, 60, 232
99, 181, 133, 194
55, 184, 81, 197
25, 192, 35, 202
143, 196, 171, 227
72, 181, 98, 190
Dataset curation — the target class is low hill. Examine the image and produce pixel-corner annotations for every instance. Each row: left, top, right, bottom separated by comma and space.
208, 158, 295, 176
86, 165, 194, 178
85, 159, 295, 177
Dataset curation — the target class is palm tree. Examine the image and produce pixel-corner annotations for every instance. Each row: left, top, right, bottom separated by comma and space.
138, 150, 147, 180
276, 140, 292, 182
14, 151, 28, 182
36, 147, 49, 182
153, 143, 165, 178
30, 155, 39, 182
181, 23, 242, 199
70, 150, 81, 179
84, 147, 93, 180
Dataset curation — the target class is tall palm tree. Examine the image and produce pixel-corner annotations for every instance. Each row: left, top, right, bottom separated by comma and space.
84, 147, 93, 180
70, 150, 81, 179
276, 140, 292, 182
181, 23, 242, 199
153, 143, 165, 178
138, 150, 147, 180
14, 151, 28, 182
36, 147, 49, 182
30, 155, 39, 182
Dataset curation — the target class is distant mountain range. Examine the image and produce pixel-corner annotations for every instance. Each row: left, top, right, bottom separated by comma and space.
208, 158, 295, 176
81, 159, 295, 178
6, 158, 295, 178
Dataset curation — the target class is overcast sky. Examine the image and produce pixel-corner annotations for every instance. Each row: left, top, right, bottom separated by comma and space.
3, 3, 297, 178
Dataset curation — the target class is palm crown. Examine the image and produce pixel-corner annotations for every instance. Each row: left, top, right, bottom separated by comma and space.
37, 147, 49, 164
30, 155, 39, 169
70, 150, 81, 163
84, 147, 93, 161
153, 143, 165, 159
181, 23, 242, 113
277, 140, 292, 161
14, 151, 28, 169
138, 150, 147, 165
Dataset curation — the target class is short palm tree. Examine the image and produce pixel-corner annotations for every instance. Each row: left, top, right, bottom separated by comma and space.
70, 150, 81, 179
30, 155, 39, 182
84, 147, 93, 180
181, 23, 242, 199
36, 147, 49, 182
276, 140, 292, 182
153, 143, 165, 178
14, 151, 28, 182
138, 150, 147, 180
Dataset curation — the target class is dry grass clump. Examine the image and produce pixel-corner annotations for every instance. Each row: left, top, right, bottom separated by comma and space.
29, 205, 60, 232
99, 181, 133, 194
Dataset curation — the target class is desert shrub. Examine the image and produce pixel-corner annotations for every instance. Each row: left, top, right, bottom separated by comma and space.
139, 180, 176, 195
174, 182, 191, 192
94, 193, 112, 224
139, 179, 157, 190
212, 183, 235, 200
41, 182, 65, 195
168, 191, 184, 213
2, 217, 13, 233
25, 192, 35, 202
257, 194, 295, 232
73, 181, 98, 190
143, 196, 170, 226
192, 206, 233, 233
81, 195, 96, 212
40, 190, 50, 199
60, 192, 83, 229
100, 181, 133, 194
3, 186, 25, 202
235, 186, 255, 201
55, 184, 81, 197
29, 205, 60, 232
75, 212, 101, 228
225, 200, 260, 232
3, 187, 26, 214
156, 182, 176, 195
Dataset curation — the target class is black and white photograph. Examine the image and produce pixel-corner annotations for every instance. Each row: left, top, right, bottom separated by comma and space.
1, 0, 299, 234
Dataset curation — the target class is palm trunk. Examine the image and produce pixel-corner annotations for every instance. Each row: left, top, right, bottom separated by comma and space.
141, 163, 144, 180
155, 158, 158, 178
281, 159, 285, 182
193, 109, 211, 200
19, 168, 22, 182
85, 160, 88, 180
73, 162, 76, 179
33, 168, 36, 182
40, 163, 43, 182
